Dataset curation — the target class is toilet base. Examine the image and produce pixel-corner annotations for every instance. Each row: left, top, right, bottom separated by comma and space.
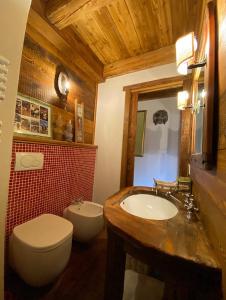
9, 235, 72, 287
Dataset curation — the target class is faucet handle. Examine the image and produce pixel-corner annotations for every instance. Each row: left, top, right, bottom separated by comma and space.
186, 210, 193, 221
193, 206, 199, 212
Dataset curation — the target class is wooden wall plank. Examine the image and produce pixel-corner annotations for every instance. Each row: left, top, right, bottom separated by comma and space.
26, 23, 96, 92
18, 33, 97, 144
104, 45, 176, 78
192, 168, 226, 299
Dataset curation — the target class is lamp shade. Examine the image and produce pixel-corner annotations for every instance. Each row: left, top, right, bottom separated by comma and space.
176, 32, 195, 75
177, 91, 189, 110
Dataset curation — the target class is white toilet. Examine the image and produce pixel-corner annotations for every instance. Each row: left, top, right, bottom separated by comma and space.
63, 201, 104, 242
9, 214, 73, 287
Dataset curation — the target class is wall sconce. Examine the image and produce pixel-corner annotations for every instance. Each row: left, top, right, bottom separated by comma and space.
176, 32, 206, 75
55, 66, 70, 105
177, 91, 190, 110
177, 90, 205, 113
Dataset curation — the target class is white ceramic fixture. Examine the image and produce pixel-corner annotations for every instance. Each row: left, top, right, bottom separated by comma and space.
120, 194, 178, 220
9, 214, 73, 287
64, 201, 104, 242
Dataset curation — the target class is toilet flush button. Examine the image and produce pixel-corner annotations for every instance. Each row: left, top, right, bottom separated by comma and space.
15, 152, 44, 171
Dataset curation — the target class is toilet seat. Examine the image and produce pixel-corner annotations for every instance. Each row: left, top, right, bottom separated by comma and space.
12, 214, 73, 252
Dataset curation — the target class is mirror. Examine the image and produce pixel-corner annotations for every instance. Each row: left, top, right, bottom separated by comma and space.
191, 2, 217, 169
194, 68, 204, 154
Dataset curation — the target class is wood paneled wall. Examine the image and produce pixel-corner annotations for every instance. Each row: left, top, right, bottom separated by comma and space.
15, 0, 104, 144
18, 34, 96, 144
191, 1, 226, 298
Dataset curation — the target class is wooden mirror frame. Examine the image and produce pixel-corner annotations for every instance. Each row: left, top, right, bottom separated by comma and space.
191, 1, 217, 169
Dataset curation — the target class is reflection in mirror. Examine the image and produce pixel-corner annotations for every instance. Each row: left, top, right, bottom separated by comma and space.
191, 2, 216, 169
194, 67, 205, 154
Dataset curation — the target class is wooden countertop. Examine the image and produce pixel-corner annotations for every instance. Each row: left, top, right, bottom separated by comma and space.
104, 186, 221, 274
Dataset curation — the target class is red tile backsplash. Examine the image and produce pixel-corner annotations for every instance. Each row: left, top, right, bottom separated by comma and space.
6, 142, 96, 237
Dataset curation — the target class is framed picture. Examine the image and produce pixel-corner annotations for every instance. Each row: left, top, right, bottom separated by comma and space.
135, 110, 147, 157
75, 100, 84, 143
14, 94, 51, 137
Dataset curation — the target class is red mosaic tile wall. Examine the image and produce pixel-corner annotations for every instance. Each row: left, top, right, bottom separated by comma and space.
6, 142, 97, 237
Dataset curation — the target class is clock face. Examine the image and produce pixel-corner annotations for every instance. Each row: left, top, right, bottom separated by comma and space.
58, 72, 68, 96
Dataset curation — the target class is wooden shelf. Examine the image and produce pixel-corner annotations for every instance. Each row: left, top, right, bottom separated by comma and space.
13, 135, 98, 149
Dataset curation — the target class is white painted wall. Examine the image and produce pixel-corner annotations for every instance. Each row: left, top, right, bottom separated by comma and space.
93, 63, 178, 204
134, 97, 180, 187
0, 1, 31, 297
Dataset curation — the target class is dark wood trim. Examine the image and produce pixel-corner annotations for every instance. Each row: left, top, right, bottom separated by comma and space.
120, 91, 138, 187
139, 87, 182, 101
13, 135, 98, 149
123, 75, 187, 93
126, 92, 138, 186
92, 83, 99, 144
104, 45, 176, 78
191, 165, 226, 218
104, 228, 126, 300
191, 1, 217, 170
121, 75, 189, 188
179, 76, 193, 176
120, 90, 131, 188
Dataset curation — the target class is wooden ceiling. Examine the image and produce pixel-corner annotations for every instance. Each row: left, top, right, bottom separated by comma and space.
33, 0, 206, 79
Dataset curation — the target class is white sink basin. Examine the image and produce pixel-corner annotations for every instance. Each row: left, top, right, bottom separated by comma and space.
120, 194, 178, 220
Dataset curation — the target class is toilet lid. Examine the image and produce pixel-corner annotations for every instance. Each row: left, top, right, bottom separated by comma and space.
13, 214, 73, 251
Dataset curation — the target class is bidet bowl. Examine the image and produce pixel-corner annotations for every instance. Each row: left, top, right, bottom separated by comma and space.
64, 201, 104, 242
120, 194, 178, 220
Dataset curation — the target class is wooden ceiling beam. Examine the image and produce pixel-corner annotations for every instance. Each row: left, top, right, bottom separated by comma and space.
27, 8, 104, 83
46, 0, 114, 29
104, 45, 176, 78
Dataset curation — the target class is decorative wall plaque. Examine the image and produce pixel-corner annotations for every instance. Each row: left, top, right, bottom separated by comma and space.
153, 110, 168, 125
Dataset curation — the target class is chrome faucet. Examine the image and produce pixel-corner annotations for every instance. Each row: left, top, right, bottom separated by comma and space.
71, 197, 84, 205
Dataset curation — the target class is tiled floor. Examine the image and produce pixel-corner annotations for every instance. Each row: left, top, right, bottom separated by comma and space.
5, 231, 164, 300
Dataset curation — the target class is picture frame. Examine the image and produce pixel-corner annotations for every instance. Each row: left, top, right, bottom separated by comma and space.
75, 100, 84, 143
14, 94, 51, 138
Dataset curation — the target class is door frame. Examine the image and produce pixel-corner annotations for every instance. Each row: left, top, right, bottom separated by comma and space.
120, 75, 192, 188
